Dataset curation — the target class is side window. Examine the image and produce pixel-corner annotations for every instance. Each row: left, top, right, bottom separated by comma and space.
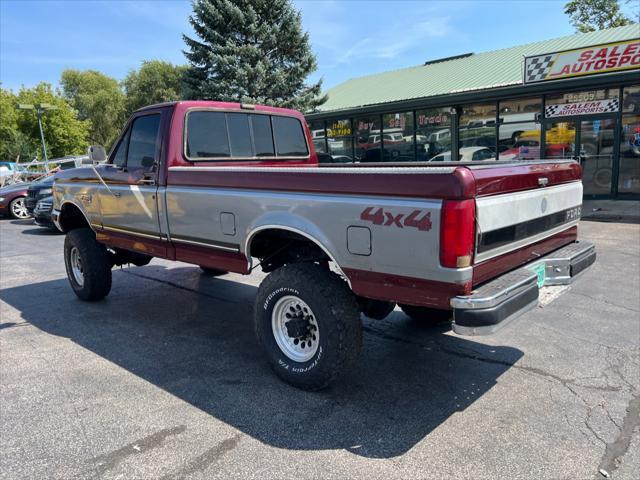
227, 113, 253, 157
127, 114, 161, 169
186, 111, 230, 158
111, 129, 130, 167
251, 114, 275, 157
272, 116, 308, 156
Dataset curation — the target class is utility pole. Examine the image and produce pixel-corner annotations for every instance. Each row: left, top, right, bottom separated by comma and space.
17, 103, 57, 171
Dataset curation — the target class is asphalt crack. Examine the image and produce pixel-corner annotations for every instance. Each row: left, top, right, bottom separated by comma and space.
362, 324, 622, 394
597, 395, 640, 478
83, 425, 187, 478
159, 433, 241, 480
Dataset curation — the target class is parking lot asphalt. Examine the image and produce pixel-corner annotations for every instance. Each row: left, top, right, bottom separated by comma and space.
1, 218, 639, 480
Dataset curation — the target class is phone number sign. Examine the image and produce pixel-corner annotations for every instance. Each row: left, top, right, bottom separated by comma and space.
525, 39, 640, 84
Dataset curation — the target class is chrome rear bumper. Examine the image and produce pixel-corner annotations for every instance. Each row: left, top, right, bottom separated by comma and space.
451, 241, 596, 335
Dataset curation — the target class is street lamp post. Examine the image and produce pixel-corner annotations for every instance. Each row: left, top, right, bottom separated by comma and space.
17, 103, 57, 171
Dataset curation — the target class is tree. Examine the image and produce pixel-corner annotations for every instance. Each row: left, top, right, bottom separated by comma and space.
0, 88, 37, 162
182, 0, 326, 112
123, 60, 188, 113
564, 0, 633, 33
60, 69, 126, 148
15, 83, 90, 159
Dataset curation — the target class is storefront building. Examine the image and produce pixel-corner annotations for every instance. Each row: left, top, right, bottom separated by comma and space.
306, 24, 640, 199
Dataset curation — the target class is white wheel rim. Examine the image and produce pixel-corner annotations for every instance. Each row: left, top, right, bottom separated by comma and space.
70, 246, 84, 286
11, 198, 29, 218
272, 295, 319, 362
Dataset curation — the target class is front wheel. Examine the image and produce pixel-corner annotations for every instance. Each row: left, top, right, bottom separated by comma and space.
9, 196, 30, 219
254, 263, 362, 390
64, 228, 112, 301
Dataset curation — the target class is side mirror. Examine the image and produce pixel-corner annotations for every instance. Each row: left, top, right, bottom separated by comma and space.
85, 145, 107, 164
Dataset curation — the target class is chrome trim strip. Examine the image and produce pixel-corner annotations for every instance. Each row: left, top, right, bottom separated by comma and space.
101, 225, 161, 240
169, 166, 457, 174
171, 236, 240, 252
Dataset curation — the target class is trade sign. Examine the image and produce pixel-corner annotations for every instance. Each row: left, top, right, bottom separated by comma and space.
525, 40, 640, 83
544, 98, 620, 118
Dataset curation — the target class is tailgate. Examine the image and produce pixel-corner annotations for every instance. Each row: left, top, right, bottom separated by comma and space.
469, 160, 583, 264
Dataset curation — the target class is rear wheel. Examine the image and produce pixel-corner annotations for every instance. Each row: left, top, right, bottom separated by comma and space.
64, 228, 112, 301
9, 197, 30, 219
399, 304, 451, 325
254, 263, 362, 390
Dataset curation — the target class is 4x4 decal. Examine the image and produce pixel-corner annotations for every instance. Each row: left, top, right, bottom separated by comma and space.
360, 207, 432, 231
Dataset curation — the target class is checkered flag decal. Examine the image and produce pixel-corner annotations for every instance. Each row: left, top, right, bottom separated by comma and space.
526, 55, 554, 82
602, 98, 619, 112
545, 104, 562, 117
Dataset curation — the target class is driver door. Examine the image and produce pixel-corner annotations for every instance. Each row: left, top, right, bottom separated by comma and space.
98, 113, 162, 239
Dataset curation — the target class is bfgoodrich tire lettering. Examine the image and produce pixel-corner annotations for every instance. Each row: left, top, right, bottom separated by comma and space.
64, 228, 112, 301
254, 263, 362, 390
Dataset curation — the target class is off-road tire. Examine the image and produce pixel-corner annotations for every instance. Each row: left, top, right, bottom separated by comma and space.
399, 304, 452, 325
199, 266, 228, 276
254, 263, 362, 390
64, 228, 112, 301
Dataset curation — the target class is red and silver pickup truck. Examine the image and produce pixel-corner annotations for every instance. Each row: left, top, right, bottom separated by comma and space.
52, 101, 595, 390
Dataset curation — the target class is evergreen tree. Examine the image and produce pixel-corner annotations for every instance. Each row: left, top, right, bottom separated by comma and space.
183, 0, 326, 112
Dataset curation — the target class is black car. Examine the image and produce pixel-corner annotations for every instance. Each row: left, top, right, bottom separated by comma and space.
25, 174, 55, 214
33, 195, 56, 229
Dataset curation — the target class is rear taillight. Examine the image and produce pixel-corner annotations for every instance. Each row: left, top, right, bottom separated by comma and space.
440, 199, 476, 268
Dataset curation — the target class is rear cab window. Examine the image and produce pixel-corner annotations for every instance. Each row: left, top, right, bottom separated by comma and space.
184, 110, 308, 161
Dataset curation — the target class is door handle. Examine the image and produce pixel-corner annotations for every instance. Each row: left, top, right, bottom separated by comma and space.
113, 192, 121, 198
138, 178, 155, 185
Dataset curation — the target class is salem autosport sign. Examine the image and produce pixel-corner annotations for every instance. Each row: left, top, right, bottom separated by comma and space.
525, 39, 640, 83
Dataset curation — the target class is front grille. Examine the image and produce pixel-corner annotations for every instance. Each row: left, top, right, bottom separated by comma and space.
477, 206, 581, 254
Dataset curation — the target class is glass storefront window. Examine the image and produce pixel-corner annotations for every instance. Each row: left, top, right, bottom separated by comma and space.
544, 120, 576, 159
382, 111, 414, 162
546, 88, 619, 105
499, 123, 542, 160
416, 108, 451, 161
354, 115, 381, 161
622, 85, 640, 114
619, 115, 640, 194
460, 102, 497, 155
308, 120, 327, 154
499, 97, 542, 122
326, 118, 353, 162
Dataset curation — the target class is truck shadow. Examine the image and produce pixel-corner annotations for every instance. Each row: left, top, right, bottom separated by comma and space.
0, 264, 523, 459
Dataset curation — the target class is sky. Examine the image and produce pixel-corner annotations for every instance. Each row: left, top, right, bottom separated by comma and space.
0, 0, 637, 94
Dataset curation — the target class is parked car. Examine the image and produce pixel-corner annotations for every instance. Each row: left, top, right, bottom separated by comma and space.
25, 173, 55, 214
429, 146, 496, 162
53, 100, 594, 390
33, 195, 56, 229
0, 182, 31, 219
